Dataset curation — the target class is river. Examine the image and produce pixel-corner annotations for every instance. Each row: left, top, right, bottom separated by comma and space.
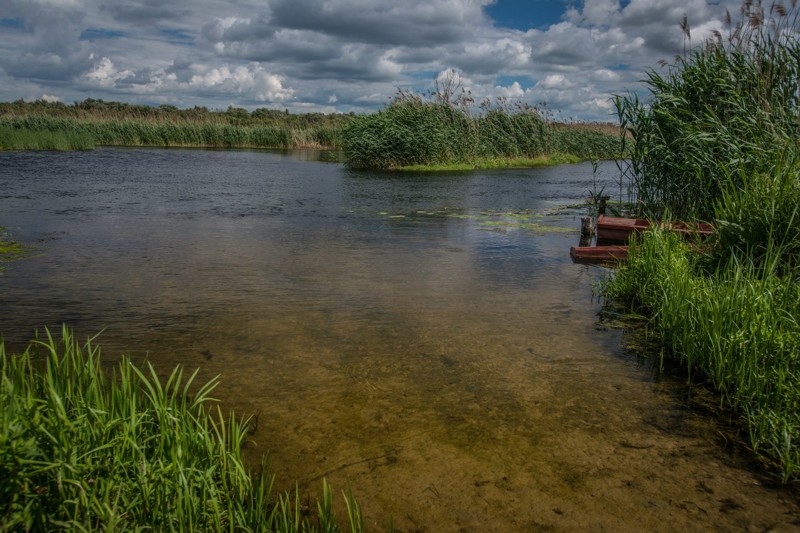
0, 147, 797, 531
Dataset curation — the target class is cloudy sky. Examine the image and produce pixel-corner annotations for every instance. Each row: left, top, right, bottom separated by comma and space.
0, 0, 738, 121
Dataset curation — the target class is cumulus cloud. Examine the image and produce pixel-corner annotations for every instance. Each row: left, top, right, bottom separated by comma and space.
188, 64, 294, 102
82, 56, 134, 87
0, 0, 748, 120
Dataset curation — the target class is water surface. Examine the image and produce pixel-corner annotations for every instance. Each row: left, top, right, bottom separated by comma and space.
1, 148, 797, 531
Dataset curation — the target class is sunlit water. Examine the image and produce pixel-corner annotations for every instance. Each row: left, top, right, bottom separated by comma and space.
1, 148, 797, 531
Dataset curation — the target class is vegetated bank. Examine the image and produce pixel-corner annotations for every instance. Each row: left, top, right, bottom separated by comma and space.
0, 327, 364, 531
0, 99, 353, 151
342, 89, 621, 170
604, 0, 800, 482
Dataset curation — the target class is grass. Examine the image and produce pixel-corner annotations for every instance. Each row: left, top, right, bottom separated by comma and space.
0, 100, 352, 151
605, 0, 800, 482
603, 227, 800, 482
342, 88, 621, 170
615, 0, 800, 220
0, 127, 95, 151
0, 327, 363, 531
396, 154, 581, 172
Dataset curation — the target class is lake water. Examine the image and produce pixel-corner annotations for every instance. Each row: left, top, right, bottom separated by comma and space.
1, 148, 797, 531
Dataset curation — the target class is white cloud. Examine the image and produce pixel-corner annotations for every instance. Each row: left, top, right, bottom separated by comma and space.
41, 93, 61, 102
82, 56, 134, 88
0, 0, 755, 120
537, 74, 574, 90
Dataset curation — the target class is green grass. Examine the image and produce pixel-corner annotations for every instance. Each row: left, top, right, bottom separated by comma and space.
605, 0, 800, 482
396, 154, 581, 171
342, 91, 620, 170
603, 227, 800, 481
0, 100, 352, 151
0, 327, 363, 531
0, 127, 95, 151
615, 0, 799, 220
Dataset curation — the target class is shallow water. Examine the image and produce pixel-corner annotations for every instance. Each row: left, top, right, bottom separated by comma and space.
1, 148, 797, 531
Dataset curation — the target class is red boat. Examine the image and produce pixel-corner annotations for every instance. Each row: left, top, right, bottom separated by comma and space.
569, 245, 629, 264
596, 215, 713, 243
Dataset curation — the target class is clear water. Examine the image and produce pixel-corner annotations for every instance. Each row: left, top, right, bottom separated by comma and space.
1, 148, 797, 531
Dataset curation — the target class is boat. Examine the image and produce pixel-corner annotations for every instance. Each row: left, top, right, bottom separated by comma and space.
569, 245, 629, 264
596, 215, 649, 242
596, 215, 714, 243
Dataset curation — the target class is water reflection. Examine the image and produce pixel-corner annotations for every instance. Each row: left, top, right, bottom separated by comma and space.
0, 148, 797, 531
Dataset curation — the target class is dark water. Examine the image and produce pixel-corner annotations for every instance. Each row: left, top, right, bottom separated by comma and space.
1, 148, 797, 531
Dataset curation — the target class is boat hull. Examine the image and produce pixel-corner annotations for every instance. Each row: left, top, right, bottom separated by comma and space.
570, 245, 629, 264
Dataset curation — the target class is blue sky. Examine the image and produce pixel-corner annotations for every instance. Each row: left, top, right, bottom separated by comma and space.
0, 1, 739, 121
486, 0, 571, 29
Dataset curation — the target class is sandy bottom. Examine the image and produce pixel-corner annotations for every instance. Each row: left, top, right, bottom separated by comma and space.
126, 265, 800, 532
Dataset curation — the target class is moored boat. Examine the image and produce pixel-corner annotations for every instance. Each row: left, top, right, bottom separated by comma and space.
569, 245, 629, 264
596, 215, 713, 243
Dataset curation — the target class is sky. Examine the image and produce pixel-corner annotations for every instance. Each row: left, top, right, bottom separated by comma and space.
0, 0, 740, 122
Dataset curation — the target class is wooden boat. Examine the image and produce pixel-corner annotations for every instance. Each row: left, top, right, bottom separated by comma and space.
596, 215, 714, 243
570, 245, 629, 264
596, 215, 649, 242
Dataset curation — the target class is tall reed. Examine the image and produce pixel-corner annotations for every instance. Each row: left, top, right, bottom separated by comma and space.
616, 0, 800, 220
607, 0, 800, 481
0, 100, 352, 151
0, 327, 363, 531
342, 90, 620, 169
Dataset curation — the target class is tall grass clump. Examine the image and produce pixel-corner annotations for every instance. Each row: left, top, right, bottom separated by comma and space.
0, 327, 363, 531
343, 85, 620, 170
607, 1, 800, 481
604, 228, 800, 481
616, 0, 800, 219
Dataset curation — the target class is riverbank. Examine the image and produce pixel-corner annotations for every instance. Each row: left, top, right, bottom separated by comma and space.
0, 328, 362, 531
394, 153, 582, 172
604, 0, 800, 481
0, 99, 351, 151
0, 99, 621, 172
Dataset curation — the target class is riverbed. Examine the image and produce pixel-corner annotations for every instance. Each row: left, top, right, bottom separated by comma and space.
0, 148, 797, 531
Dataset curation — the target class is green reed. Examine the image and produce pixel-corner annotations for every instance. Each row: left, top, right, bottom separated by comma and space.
0, 327, 363, 531
616, 0, 799, 220
606, 0, 800, 482
0, 126, 94, 151
0, 100, 351, 150
604, 227, 800, 481
342, 90, 620, 169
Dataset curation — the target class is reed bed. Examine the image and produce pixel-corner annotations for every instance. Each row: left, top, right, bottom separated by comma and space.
342, 91, 620, 169
0, 327, 362, 531
0, 100, 350, 151
604, 227, 800, 481
606, 0, 800, 481
0, 126, 94, 151
615, 0, 800, 220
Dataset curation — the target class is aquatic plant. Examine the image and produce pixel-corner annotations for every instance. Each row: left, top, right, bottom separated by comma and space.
606, 0, 800, 482
604, 228, 800, 481
0, 327, 362, 531
0, 126, 94, 151
342, 90, 620, 169
616, 0, 800, 220
0, 100, 351, 150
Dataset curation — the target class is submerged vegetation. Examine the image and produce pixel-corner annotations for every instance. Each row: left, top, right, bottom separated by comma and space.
606, 0, 800, 481
0, 328, 363, 531
0, 99, 351, 151
342, 85, 620, 170
0, 228, 29, 271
